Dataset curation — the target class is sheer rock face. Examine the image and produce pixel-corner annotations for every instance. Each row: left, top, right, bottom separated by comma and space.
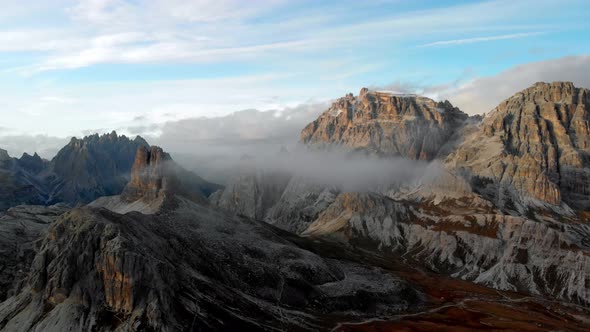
91, 146, 221, 214
122, 145, 221, 203
0, 200, 421, 331
300, 88, 469, 160
121, 146, 173, 202
448, 82, 590, 210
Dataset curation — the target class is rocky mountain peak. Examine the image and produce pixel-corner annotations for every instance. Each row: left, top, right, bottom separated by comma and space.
300, 88, 469, 160
118, 145, 220, 207
48, 132, 151, 205
0, 148, 10, 161
449, 81, 590, 210
121, 146, 172, 202
18, 152, 45, 174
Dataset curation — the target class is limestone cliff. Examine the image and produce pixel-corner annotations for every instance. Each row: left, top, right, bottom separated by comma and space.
300, 88, 469, 160
121, 145, 174, 202
448, 82, 590, 211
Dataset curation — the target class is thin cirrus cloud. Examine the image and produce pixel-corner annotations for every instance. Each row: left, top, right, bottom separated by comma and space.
3, 0, 584, 74
418, 32, 545, 48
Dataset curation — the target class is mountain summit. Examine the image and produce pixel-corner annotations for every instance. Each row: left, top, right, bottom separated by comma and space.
300, 88, 469, 160
448, 81, 590, 211
46, 131, 150, 205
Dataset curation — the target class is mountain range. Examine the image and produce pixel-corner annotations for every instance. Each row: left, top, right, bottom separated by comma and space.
1, 82, 590, 331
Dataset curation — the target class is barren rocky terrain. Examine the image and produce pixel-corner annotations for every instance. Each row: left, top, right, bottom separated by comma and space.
1, 82, 590, 331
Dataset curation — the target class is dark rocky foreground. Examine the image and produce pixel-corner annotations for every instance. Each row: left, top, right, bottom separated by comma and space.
0, 198, 422, 331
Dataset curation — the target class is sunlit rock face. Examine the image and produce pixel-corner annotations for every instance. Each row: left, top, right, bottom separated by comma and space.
121, 145, 173, 202
448, 82, 590, 211
300, 88, 470, 160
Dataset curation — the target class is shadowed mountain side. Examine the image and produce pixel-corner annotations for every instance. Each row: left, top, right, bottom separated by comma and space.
0, 150, 49, 211
0, 204, 70, 302
0, 132, 150, 211
45, 132, 150, 205
0, 197, 422, 331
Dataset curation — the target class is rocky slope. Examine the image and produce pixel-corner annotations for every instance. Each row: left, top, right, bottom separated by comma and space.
3, 200, 590, 331
303, 191, 590, 305
448, 82, 590, 212
0, 196, 421, 330
300, 88, 470, 160
213, 82, 590, 308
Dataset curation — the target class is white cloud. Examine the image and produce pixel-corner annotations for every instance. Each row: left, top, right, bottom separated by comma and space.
0, 134, 68, 159
0, 72, 333, 138
431, 55, 590, 115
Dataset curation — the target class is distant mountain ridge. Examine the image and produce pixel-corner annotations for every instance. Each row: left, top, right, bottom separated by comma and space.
0, 132, 154, 210
0, 149, 49, 210
45, 131, 150, 205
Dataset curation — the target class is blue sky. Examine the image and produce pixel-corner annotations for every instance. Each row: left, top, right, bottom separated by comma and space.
0, 0, 589, 155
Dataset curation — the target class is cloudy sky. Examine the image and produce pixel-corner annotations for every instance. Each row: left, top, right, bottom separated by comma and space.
0, 0, 589, 158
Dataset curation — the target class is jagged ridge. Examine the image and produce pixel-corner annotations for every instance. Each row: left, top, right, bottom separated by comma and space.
300, 88, 470, 160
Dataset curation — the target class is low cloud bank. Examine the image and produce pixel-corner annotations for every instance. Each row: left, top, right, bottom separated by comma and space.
152, 102, 329, 183
176, 143, 437, 191
429, 55, 590, 115
0, 134, 68, 159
